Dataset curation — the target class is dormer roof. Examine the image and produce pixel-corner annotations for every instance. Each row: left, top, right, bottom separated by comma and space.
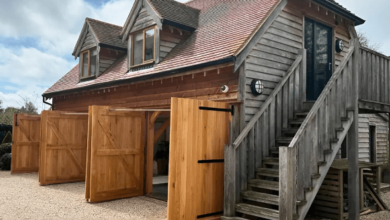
72, 18, 126, 58
148, 0, 200, 29
120, 0, 200, 41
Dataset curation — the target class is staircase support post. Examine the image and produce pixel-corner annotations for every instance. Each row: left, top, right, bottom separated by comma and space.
279, 147, 296, 220
348, 38, 360, 220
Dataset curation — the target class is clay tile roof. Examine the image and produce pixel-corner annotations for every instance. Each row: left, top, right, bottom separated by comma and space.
148, 0, 200, 29
86, 18, 126, 49
44, 0, 282, 95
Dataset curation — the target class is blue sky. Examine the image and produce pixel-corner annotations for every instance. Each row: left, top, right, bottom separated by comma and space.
0, 0, 389, 112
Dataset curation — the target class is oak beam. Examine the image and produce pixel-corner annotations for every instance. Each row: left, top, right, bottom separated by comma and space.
154, 119, 170, 143
145, 111, 162, 194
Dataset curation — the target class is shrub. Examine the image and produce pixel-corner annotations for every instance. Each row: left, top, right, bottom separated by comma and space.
1, 131, 12, 144
0, 153, 11, 171
0, 143, 12, 158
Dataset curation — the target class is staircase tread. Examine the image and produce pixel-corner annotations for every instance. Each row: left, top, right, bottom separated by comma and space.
236, 203, 279, 219
241, 191, 279, 205
248, 179, 279, 191
282, 128, 299, 133
276, 137, 293, 141
264, 157, 279, 162
257, 168, 279, 173
296, 112, 309, 115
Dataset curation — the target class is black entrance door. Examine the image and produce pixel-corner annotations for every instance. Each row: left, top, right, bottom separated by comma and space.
305, 18, 333, 101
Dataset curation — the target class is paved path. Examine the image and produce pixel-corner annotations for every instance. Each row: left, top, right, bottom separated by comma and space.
0, 171, 167, 220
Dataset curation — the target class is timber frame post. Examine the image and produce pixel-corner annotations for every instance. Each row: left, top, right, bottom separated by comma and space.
145, 111, 161, 194
348, 37, 360, 220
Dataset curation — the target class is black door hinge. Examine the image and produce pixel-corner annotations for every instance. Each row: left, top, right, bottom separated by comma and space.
199, 105, 234, 116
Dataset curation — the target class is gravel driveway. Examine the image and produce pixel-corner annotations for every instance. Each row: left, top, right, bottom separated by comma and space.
0, 171, 167, 220
360, 191, 390, 220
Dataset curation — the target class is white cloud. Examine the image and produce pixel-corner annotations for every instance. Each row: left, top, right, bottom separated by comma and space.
0, 0, 136, 112
0, 46, 75, 86
0, 0, 134, 56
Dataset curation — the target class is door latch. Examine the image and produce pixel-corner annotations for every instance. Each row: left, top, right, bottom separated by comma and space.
329, 62, 332, 71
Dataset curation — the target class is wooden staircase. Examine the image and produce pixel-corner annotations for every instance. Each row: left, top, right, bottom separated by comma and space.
224, 41, 360, 220
223, 110, 354, 220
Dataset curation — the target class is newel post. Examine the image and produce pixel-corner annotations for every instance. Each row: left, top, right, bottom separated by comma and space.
279, 147, 296, 220
224, 144, 236, 216
348, 37, 360, 220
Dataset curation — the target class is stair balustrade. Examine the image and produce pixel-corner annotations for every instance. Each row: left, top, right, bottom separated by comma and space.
224, 49, 304, 217
280, 42, 359, 219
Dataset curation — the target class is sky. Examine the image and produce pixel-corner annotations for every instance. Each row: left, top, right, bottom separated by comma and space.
0, 0, 389, 112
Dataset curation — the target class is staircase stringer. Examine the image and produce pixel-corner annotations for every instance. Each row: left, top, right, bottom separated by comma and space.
297, 110, 354, 220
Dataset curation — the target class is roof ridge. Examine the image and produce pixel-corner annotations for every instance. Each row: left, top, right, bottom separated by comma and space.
85, 17, 123, 28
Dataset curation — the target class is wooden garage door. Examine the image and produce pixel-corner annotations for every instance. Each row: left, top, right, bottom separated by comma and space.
11, 114, 41, 174
85, 106, 145, 203
168, 98, 230, 220
39, 111, 88, 185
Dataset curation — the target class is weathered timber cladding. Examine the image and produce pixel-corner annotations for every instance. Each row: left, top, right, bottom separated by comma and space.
358, 114, 389, 165
359, 47, 390, 103
99, 47, 125, 75
244, 5, 302, 122
289, 0, 352, 68
160, 25, 189, 61
243, 1, 354, 122
52, 65, 237, 112
81, 27, 97, 52
130, 7, 156, 34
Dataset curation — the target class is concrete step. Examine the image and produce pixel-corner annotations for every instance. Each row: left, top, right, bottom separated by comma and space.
248, 179, 279, 191
235, 203, 279, 220
241, 191, 279, 205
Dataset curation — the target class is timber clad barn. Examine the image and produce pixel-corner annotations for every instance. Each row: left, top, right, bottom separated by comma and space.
16, 0, 387, 219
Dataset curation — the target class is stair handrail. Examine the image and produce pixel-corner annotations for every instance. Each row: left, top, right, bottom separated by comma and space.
286, 45, 355, 149
232, 54, 303, 149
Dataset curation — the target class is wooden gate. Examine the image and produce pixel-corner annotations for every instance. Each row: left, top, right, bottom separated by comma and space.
85, 106, 145, 203
39, 111, 88, 185
11, 114, 41, 174
168, 98, 230, 220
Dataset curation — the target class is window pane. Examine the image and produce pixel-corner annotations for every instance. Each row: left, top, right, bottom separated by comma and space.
133, 32, 143, 65
144, 29, 154, 61
82, 52, 89, 77
90, 49, 97, 76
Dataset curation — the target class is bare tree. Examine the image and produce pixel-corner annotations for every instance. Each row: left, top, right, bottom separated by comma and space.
357, 30, 382, 52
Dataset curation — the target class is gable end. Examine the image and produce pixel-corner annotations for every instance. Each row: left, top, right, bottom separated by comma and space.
72, 23, 98, 59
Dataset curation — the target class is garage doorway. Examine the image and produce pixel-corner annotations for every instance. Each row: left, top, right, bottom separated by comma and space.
150, 114, 170, 201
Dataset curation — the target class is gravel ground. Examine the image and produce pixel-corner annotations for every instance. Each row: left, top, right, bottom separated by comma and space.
360, 191, 390, 220
0, 171, 167, 220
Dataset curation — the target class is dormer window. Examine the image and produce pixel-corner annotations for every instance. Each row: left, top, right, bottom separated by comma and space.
131, 27, 155, 67
80, 48, 97, 79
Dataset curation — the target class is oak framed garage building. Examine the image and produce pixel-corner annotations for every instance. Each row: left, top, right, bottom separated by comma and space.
41, 0, 390, 219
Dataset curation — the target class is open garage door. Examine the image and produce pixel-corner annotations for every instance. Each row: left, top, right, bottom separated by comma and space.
11, 114, 41, 174
39, 111, 88, 185
85, 106, 145, 203
168, 98, 231, 220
